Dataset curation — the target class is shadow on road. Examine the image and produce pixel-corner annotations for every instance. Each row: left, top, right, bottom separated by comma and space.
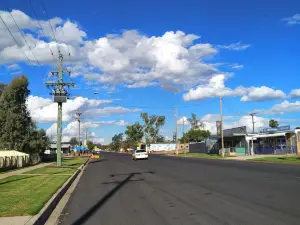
71, 171, 154, 225
102, 178, 145, 184
109, 171, 155, 177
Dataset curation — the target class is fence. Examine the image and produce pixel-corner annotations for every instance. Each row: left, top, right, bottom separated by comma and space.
256, 146, 297, 154
0, 150, 34, 172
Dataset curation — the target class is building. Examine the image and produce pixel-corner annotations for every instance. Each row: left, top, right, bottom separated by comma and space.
252, 126, 299, 154
50, 143, 72, 154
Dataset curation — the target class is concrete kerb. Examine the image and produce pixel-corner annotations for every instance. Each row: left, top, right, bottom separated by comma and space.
25, 157, 90, 225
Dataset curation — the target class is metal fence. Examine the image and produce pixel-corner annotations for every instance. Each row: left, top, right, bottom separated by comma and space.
257, 146, 297, 154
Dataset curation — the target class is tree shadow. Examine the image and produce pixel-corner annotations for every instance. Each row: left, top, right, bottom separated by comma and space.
0, 175, 35, 186
71, 171, 154, 225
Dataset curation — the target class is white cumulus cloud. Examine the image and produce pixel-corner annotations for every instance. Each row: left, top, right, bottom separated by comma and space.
241, 86, 286, 102
282, 14, 300, 25
27, 96, 118, 123
183, 75, 286, 102
289, 89, 300, 98
183, 74, 246, 101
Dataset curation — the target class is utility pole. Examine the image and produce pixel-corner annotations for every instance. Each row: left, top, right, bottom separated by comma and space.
183, 117, 186, 156
249, 112, 257, 133
85, 127, 88, 146
220, 97, 225, 157
76, 112, 83, 146
46, 52, 75, 166
174, 106, 178, 154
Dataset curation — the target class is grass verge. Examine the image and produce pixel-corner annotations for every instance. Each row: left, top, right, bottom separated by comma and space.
62, 157, 89, 167
248, 156, 300, 164
0, 175, 70, 216
0, 157, 88, 216
23, 167, 77, 175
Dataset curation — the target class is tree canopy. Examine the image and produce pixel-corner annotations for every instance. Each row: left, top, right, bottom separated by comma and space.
111, 133, 123, 151
187, 113, 204, 130
69, 137, 78, 146
125, 122, 144, 147
0, 75, 48, 153
269, 119, 279, 128
141, 112, 165, 144
180, 129, 210, 143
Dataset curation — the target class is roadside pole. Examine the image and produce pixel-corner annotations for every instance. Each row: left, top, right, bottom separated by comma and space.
46, 52, 75, 166
220, 97, 225, 157
76, 112, 83, 146
174, 106, 178, 155
183, 118, 186, 157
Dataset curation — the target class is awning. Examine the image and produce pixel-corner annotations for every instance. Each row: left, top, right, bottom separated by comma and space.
253, 132, 286, 138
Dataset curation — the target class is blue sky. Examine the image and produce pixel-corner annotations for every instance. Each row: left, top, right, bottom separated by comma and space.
0, 0, 300, 143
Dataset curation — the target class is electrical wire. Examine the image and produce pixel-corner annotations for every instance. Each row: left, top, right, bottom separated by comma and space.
28, 0, 57, 64
0, 15, 33, 65
39, 0, 60, 54
4, 3, 41, 65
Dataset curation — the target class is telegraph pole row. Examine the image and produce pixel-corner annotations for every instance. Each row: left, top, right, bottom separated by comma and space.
249, 112, 257, 133
220, 97, 225, 157
174, 106, 178, 155
46, 52, 75, 166
76, 111, 83, 146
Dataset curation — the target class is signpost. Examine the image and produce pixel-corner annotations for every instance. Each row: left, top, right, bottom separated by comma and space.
263, 125, 290, 133
216, 121, 221, 137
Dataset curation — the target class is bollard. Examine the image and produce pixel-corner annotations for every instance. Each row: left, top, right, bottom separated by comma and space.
17, 156, 23, 168
0, 157, 4, 168
5, 157, 10, 168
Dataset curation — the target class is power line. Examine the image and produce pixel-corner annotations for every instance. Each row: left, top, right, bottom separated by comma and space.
39, 0, 60, 54
4, 4, 41, 65
28, 0, 57, 63
0, 15, 33, 65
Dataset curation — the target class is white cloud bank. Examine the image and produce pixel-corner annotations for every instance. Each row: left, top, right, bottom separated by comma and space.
46, 119, 128, 143
289, 89, 300, 98
183, 74, 286, 102
1, 9, 295, 105
26, 96, 139, 123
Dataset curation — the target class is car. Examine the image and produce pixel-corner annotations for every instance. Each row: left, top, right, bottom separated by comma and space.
132, 149, 148, 160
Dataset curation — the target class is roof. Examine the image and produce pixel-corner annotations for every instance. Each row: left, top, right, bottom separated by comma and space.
50, 144, 71, 149
253, 132, 287, 138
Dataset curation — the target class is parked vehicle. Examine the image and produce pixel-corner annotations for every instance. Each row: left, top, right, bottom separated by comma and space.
132, 149, 148, 160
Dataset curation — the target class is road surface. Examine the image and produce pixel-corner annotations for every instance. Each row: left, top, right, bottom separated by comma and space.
59, 153, 300, 225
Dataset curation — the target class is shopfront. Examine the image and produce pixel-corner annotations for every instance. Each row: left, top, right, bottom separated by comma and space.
253, 127, 297, 154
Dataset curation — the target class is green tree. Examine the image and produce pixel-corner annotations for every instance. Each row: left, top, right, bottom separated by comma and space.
187, 113, 204, 130
0, 82, 5, 96
69, 137, 78, 146
22, 128, 50, 154
125, 122, 144, 147
87, 140, 95, 150
111, 133, 123, 151
141, 112, 165, 144
180, 129, 210, 143
156, 135, 165, 143
0, 75, 32, 150
269, 119, 279, 128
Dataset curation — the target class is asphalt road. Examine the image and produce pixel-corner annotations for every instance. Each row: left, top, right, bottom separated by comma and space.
58, 153, 300, 225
